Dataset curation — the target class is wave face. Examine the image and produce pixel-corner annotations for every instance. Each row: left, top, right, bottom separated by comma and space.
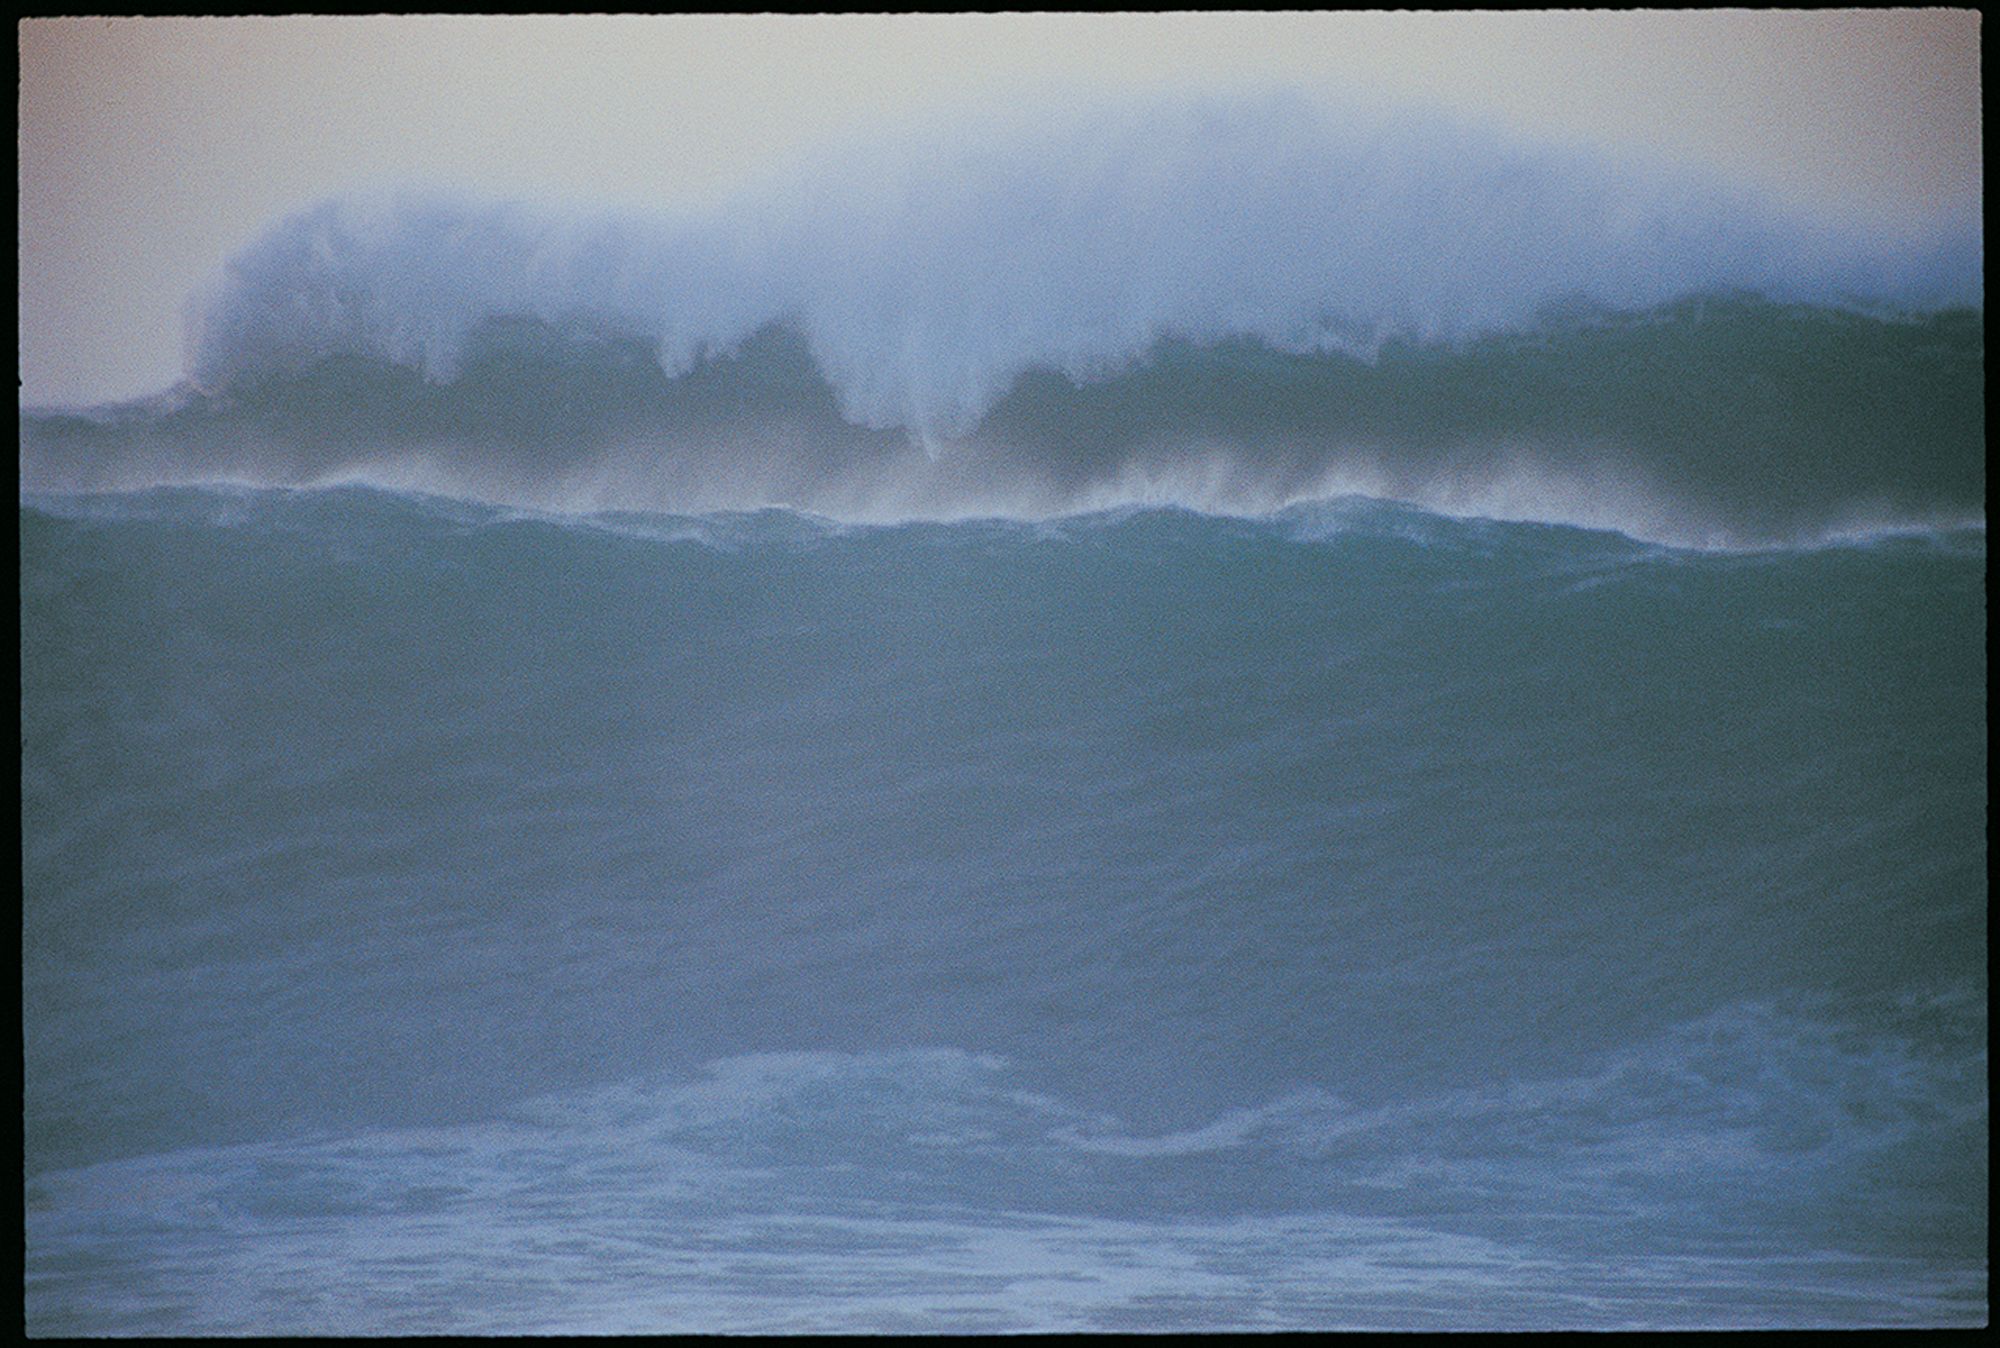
18, 95, 1986, 547
20, 299, 1986, 549
21, 485, 1988, 1332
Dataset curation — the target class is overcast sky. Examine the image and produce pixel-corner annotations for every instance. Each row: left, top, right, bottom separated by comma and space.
18, 12, 1984, 408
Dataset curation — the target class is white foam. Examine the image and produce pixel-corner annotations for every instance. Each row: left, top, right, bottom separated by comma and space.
182, 92, 1980, 440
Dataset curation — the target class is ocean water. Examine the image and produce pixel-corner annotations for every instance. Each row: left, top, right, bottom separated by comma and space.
17, 97, 1989, 1333
20, 483, 1987, 1333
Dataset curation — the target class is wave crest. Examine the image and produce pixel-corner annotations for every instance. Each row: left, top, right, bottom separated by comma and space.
181, 94, 1981, 437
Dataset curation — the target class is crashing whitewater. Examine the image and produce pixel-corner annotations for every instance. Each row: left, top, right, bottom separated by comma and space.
20, 93, 1984, 548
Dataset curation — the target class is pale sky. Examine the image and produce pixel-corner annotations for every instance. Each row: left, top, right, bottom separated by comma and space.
17, 11, 1984, 408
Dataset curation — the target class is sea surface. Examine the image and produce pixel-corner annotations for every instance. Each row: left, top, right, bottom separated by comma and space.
17, 96, 1988, 1333
21, 481, 1987, 1333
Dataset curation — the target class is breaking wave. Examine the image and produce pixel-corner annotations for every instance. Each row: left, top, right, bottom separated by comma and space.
172, 95, 1980, 428
20, 94, 1983, 548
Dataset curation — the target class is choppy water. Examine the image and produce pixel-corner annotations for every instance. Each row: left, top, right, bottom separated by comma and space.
21, 485, 1987, 1332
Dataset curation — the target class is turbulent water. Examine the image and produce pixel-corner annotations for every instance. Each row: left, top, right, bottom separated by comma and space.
18, 94, 1990, 1333
21, 299, 1987, 551
21, 485, 1988, 1332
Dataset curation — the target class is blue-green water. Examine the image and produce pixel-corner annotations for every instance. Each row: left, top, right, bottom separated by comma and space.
21, 481, 1986, 1332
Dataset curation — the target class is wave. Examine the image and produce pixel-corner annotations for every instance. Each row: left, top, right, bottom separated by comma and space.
21, 297, 1985, 548
22, 484, 1988, 1172
167, 96, 1980, 428
21, 482, 1987, 1328
19, 94, 1983, 547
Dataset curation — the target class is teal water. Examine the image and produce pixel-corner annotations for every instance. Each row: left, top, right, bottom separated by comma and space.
20, 300, 1985, 548
20, 484, 1987, 1332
